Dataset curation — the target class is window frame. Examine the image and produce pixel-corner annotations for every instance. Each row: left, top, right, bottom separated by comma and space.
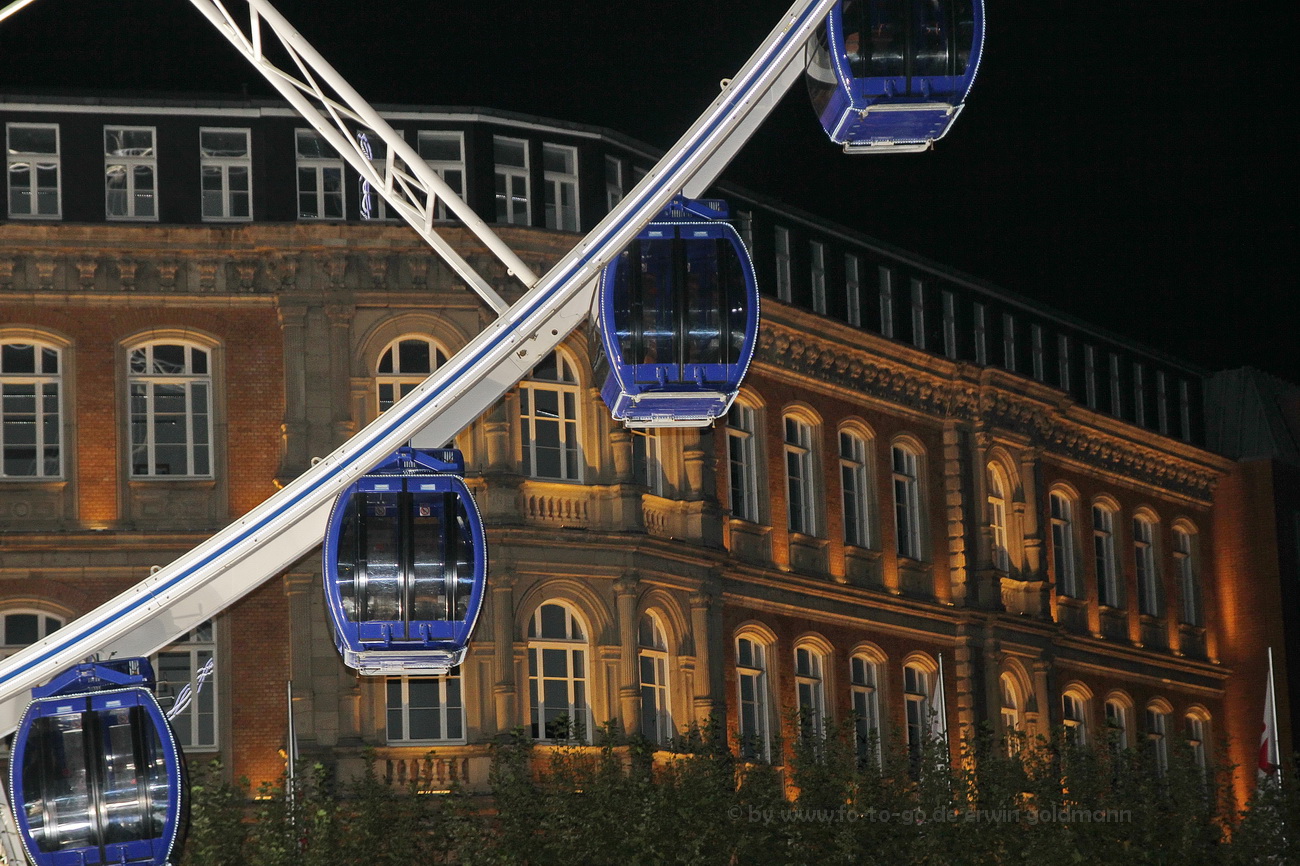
127, 341, 214, 479
1173, 526, 1201, 626
1092, 503, 1121, 608
638, 612, 672, 745
774, 226, 792, 303
0, 609, 64, 651
1146, 706, 1169, 776
809, 241, 827, 314
104, 125, 158, 221
999, 673, 1022, 756
903, 662, 931, 764
1134, 514, 1161, 617
987, 464, 1010, 572
493, 135, 531, 225
1, 339, 64, 480
541, 142, 579, 232
839, 428, 874, 550
1105, 698, 1130, 750
355, 126, 403, 222
6, 122, 61, 219
630, 426, 667, 497
794, 644, 827, 741
199, 127, 252, 222
735, 634, 772, 762
153, 621, 218, 751
295, 128, 345, 220
783, 415, 818, 537
845, 254, 862, 327
892, 443, 923, 561
604, 155, 624, 211
517, 350, 583, 482
1062, 691, 1088, 746
726, 401, 761, 524
386, 673, 466, 745
375, 336, 449, 415
850, 653, 882, 766
1050, 491, 1080, 597
417, 130, 466, 221
527, 602, 591, 743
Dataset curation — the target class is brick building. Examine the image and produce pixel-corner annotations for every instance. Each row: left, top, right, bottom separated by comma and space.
0, 94, 1289, 803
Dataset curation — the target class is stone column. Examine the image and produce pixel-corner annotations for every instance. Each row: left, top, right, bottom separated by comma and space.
491, 572, 518, 733
613, 574, 641, 735
325, 304, 355, 446
1018, 448, 1044, 579
276, 304, 309, 484
283, 571, 316, 745
689, 586, 723, 726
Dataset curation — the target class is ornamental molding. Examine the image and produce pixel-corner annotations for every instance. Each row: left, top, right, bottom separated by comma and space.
759, 322, 1221, 504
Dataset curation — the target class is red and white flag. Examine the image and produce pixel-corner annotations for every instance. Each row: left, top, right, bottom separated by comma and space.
1258, 647, 1281, 783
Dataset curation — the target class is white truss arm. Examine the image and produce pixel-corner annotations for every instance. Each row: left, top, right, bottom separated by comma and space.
186, 0, 531, 314
0, 0, 836, 735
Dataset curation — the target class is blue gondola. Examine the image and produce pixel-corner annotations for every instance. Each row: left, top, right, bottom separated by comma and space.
9, 658, 187, 866
323, 447, 487, 675
595, 197, 758, 427
806, 0, 984, 153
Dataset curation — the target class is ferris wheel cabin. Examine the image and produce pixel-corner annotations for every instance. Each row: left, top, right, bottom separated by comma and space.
9, 658, 187, 866
323, 447, 487, 676
595, 197, 758, 428
806, 0, 984, 153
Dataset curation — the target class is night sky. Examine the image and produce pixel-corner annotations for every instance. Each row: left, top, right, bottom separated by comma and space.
2, 0, 1295, 381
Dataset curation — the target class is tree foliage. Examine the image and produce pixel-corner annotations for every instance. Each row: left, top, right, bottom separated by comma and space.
180, 724, 1300, 865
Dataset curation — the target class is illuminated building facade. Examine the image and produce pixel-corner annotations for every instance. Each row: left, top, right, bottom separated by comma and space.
0, 95, 1287, 801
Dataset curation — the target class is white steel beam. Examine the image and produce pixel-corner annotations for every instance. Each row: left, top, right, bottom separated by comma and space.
0, 0, 836, 735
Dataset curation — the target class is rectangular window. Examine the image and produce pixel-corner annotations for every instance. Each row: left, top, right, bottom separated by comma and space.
494, 136, 530, 225
296, 129, 344, 220
910, 279, 926, 350
7, 123, 60, 218
845, 254, 862, 327
892, 446, 922, 560
542, 143, 579, 231
200, 128, 251, 221
1109, 353, 1123, 418
1179, 380, 1192, 441
1031, 325, 1045, 381
1093, 506, 1120, 607
879, 267, 895, 339
736, 638, 770, 762
794, 648, 825, 741
727, 403, 760, 523
1174, 529, 1200, 625
1002, 314, 1017, 372
942, 290, 957, 359
355, 127, 401, 221
851, 656, 881, 765
774, 226, 792, 302
631, 427, 666, 497
1057, 335, 1072, 392
784, 417, 817, 536
840, 431, 872, 549
809, 242, 827, 314
154, 622, 217, 750
973, 302, 987, 365
1133, 363, 1147, 427
387, 674, 465, 743
903, 665, 930, 766
1156, 370, 1170, 435
604, 155, 623, 211
1050, 493, 1079, 597
1, 342, 62, 478
1084, 345, 1098, 408
736, 209, 754, 255
129, 343, 213, 478
104, 126, 156, 220
1134, 518, 1160, 617
417, 130, 465, 220
1147, 710, 1168, 776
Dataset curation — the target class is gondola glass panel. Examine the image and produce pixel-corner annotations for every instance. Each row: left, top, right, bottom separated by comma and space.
806, 0, 984, 153
324, 448, 487, 675
10, 659, 186, 866
595, 197, 758, 427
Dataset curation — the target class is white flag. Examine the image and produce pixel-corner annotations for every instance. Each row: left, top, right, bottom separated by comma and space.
1258, 648, 1280, 783
931, 654, 950, 747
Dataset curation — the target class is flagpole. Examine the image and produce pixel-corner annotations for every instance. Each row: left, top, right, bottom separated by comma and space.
1268, 647, 1281, 776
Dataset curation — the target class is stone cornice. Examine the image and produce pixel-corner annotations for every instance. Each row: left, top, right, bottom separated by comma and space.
759, 320, 1229, 505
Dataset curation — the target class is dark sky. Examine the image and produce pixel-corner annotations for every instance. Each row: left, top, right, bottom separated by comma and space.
2, 0, 1296, 381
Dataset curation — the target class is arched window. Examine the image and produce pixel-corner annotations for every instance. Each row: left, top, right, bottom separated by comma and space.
127, 341, 212, 477
0, 609, 63, 651
528, 602, 590, 742
519, 351, 582, 482
839, 428, 874, 549
1062, 690, 1088, 746
1092, 503, 1120, 607
638, 612, 672, 745
1146, 704, 1170, 776
1185, 711, 1210, 777
1173, 525, 1201, 625
987, 464, 1010, 571
735, 633, 772, 761
1000, 673, 1022, 755
154, 621, 218, 749
726, 399, 761, 523
850, 652, 881, 766
1133, 514, 1161, 617
1050, 490, 1080, 597
1104, 697, 1131, 751
376, 336, 448, 413
784, 415, 818, 536
892, 443, 923, 560
0, 340, 62, 478
903, 661, 932, 764
794, 643, 827, 740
